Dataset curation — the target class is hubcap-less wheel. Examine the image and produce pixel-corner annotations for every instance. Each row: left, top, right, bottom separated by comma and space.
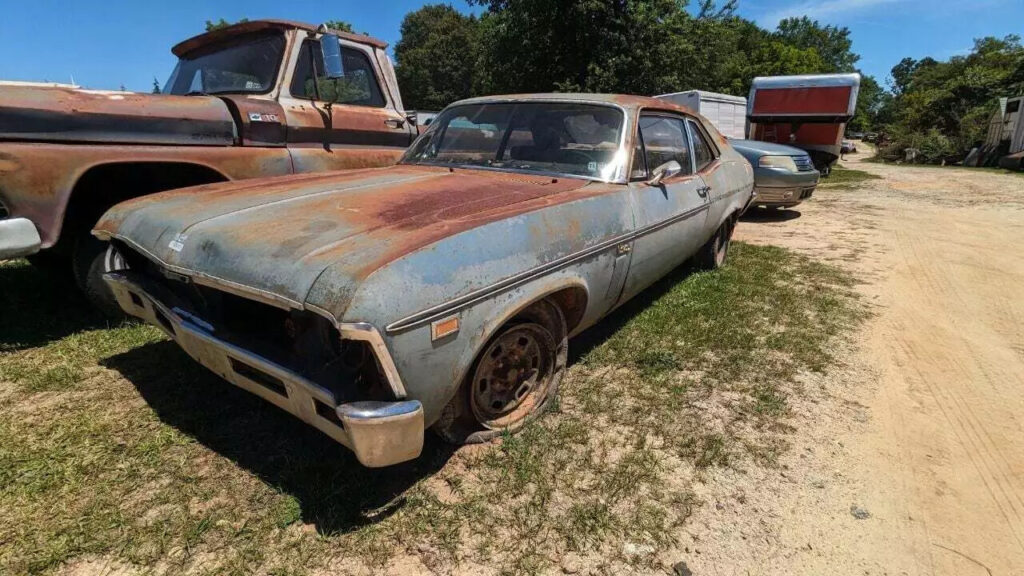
470, 323, 556, 430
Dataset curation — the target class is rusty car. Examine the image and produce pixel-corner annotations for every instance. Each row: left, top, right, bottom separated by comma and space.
93, 94, 755, 467
0, 20, 416, 313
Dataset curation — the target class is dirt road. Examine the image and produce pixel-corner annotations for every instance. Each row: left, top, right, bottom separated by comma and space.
690, 157, 1024, 575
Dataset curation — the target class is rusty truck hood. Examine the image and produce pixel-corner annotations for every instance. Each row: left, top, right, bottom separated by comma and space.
0, 84, 235, 145
95, 165, 594, 316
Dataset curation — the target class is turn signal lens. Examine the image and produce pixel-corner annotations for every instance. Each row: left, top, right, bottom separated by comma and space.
431, 316, 460, 341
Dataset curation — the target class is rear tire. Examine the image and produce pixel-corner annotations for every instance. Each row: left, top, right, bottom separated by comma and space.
432, 299, 567, 445
693, 219, 734, 271
73, 236, 128, 320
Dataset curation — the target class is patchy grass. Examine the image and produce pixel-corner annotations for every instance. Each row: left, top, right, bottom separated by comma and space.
0, 243, 862, 575
820, 165, 883, 189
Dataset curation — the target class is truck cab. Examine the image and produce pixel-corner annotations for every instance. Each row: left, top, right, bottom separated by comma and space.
0, 20, 415, 312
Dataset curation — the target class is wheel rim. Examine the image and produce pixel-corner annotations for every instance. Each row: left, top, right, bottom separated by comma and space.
470, 323, 556, 430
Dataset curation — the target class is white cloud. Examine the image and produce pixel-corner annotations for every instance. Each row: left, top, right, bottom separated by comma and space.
758, 0, 905, 27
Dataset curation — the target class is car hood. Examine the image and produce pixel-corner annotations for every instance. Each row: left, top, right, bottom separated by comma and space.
94, 165, 593, 318
728, 138, 809, 158
0, 84, 235, 145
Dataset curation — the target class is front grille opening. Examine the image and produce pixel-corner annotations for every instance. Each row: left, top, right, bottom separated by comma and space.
314, 398, 344, 428
114, 242, 391, 405
230, 357, 288, 397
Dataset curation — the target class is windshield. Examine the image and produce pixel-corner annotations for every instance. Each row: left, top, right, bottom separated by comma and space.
164, 32, 285, 95
401, 102, 626, 180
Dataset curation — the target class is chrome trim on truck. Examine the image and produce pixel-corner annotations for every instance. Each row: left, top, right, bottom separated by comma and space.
0, 217, 42, 260
102, 271, 424, 467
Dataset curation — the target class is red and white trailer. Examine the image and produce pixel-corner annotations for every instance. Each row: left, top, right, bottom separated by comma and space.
747, 73, 861, 175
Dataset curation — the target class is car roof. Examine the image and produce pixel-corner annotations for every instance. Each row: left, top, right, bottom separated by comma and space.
172, 19, 387, 57
450, 93, 698, 116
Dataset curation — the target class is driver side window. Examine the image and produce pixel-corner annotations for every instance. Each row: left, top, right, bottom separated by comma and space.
635, 115, 693, 179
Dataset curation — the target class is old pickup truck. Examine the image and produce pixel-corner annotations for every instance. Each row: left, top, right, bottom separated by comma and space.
0, 20, 416, 313
94, 94, 754, 467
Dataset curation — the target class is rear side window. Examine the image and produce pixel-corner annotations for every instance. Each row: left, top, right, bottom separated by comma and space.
291, 40, 386, 107
637, 115, 693, 178
687, 119, 717, 171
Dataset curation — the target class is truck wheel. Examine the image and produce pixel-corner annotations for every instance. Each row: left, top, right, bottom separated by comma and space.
432, 299, 567, 444
73, 236, 128, 319
694, 219, 734, 271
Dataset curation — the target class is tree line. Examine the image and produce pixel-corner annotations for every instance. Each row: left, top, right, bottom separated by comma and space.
202, 5, 1024, 164
393, 1, 882, 133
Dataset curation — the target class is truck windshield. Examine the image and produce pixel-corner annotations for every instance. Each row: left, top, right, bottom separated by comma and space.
401, 102, 625, 181
163, 32, 285, 96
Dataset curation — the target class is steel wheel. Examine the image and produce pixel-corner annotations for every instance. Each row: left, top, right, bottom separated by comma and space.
469, 322, 557, 430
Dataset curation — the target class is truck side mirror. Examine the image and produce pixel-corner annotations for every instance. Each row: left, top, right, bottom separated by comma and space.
320, 34, 345, 79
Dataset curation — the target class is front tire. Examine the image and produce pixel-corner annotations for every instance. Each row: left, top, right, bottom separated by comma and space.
433, 299, 567, 444
73, 236, 128, 319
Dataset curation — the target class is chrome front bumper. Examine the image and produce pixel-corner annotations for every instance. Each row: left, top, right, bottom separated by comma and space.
0, 217, 42, 260
103, 271, 424, 468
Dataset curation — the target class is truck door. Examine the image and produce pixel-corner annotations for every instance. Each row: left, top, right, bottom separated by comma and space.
616, 113, 710, 305
280, 37, 415, 173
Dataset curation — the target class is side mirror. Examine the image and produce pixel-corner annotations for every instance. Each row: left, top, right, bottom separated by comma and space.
647, 160, 682, 186
320, 34, 345, 79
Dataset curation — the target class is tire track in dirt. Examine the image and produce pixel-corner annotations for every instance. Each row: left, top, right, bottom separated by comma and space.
726, 155, 1024, 575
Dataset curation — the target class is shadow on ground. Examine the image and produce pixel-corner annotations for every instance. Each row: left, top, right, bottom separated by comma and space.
0, 259, 109, 351
740, 207, 802, 223
95, 254, 723, 533
103, 341, 455, 535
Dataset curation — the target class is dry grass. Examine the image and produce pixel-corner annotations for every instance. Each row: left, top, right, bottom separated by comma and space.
0, 242, 862, 575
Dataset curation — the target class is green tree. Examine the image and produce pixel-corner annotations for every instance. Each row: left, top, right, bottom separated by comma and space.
877, 35, 1024, 161
774, 16, 859, 73
151, 77, 161, 94
323, 20, 354, 33
204, 18, 248, 32
394, 5, 481, 110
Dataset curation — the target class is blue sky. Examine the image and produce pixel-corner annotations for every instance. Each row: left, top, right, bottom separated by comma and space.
0, 0, 1020, 93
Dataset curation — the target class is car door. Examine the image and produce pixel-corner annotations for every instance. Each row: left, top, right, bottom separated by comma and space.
686, 117, 729, 234
280, 37, 415, 172
616, 113, 710, 305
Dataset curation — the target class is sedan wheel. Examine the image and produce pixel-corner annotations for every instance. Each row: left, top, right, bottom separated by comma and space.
470, 323, 556, 430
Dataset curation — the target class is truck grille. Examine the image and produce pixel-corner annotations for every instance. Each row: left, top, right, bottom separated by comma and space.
793, 155, 815, 172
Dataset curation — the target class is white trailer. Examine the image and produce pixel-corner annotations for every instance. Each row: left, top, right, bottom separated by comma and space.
655, 90, 747, 139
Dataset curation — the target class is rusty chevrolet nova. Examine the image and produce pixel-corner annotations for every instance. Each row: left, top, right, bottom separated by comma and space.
94, 94, 754, 467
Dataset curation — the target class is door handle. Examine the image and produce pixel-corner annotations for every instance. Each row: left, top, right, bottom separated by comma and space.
697, 186, 711, 198
385, 118, 405, 129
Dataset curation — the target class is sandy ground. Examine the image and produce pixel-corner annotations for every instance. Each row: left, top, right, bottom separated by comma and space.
684, 154, 1024, 575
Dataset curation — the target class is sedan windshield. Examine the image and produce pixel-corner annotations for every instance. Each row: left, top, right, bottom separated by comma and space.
402, 102, 625, 180
163, 32, 285, 96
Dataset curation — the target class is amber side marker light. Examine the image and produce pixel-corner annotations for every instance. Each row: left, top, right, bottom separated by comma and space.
431, 316, 460, 341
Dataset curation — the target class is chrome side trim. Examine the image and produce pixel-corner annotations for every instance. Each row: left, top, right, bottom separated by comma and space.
385, 202, 710, 333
